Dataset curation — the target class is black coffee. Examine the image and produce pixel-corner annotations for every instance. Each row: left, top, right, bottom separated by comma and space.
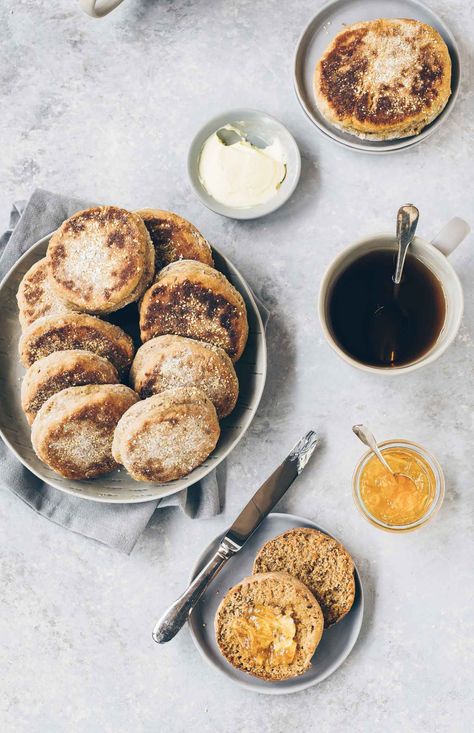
327, 249, 446, 367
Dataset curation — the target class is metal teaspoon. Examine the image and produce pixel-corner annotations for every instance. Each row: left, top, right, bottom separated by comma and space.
393, 204, 419, 285
352, 424, 395, 476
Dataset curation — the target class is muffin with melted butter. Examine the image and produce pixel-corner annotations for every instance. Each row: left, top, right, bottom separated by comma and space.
215, 572, 324, 681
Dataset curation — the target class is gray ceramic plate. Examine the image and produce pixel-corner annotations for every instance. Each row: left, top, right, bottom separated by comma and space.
0, 234, 267, 503
188, 108, 301, 219
188, 512, 364, 694
294, 0, 461, 153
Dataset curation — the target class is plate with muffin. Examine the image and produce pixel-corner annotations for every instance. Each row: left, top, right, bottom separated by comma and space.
188, 513, 363, 693
294, 0, 460, 152
0, 205, 266, 502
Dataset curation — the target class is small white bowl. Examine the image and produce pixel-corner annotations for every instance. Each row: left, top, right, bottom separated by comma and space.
188, 108, 301, 220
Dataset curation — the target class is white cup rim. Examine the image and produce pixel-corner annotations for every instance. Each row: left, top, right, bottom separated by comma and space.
318, 232, 464, 375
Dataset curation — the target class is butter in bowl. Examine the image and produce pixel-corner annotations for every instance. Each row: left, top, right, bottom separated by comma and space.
188, 108, 301, 220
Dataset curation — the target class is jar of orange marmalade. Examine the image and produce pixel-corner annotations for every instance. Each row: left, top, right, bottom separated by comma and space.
352, 439, 444, 532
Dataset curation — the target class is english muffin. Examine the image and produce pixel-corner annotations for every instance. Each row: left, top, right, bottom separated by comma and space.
139, 260, 248, 362
17, 258, 75, 329
31, 384, 138, 479
19, 313, 134, 376
129, 335, 238, 418
253, 528, 355, 628
21, 350, 119, 425
136, 209, 214, 272
314, 18, 451, 140
215, 572, 324, 681
112, 385, 220, 482
47, 206, 155, 313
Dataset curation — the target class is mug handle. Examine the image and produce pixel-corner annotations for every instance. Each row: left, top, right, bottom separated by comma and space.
431, 217, 470, 257
79, 0, 124, 17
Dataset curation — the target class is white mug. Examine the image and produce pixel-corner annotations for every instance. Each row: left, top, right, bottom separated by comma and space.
318, 218, 470, 375
79, 0, 125, 17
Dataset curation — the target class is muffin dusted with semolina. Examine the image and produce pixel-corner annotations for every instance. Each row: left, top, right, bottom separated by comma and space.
47, 206, 155, 314
16, 258, 75, 329
31, 384, 138, 480
314, 18, 451, 140
139, 260, 248, 362
136, 209, 214, 273
215, 572, 324, 681
112, 386, 220, 482
21, 350, 119, 425
19, 313, 135, 376
129, 335, 239, 418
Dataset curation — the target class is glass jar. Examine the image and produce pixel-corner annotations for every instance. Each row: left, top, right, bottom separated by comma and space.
352, 439, 445, 533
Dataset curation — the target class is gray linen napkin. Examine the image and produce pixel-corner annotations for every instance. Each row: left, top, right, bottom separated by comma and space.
0, 189, 268, 553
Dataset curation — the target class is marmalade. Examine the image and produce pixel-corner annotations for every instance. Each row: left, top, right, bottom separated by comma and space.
360, 447, 436, 526
232, 605, 297, 667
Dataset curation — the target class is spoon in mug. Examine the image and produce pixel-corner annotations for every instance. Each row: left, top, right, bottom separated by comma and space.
393, 204, 419, 285
368, 204, 419, 364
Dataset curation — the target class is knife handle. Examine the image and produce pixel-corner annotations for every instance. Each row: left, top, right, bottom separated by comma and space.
152, 537, 238, 644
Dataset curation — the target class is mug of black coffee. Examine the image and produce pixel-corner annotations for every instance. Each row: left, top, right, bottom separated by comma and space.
318, 218, 470, 374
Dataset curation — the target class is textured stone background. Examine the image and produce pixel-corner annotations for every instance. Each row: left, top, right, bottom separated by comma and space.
0, 1, 473, 731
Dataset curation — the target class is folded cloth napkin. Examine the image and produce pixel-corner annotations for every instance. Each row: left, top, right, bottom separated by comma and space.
0, 189, 268, 553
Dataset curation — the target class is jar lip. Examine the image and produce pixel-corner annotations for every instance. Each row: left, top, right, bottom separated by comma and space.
352, 439, 445, 533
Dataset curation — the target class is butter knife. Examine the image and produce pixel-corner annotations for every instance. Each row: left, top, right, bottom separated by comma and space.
152, 430, 320, 644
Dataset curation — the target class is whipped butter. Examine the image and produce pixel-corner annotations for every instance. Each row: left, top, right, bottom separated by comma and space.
198, 124, 287, 209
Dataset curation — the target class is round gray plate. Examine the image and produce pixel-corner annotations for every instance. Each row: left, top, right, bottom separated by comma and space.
188, 512, 364, 694
294, 0, 461, 153
0, 235, 267, 503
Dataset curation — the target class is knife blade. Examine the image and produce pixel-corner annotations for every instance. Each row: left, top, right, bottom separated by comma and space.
152, 430, 320, 644
225, 429, 320, 547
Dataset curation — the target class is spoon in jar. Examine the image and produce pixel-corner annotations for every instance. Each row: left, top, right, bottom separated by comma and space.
352, 425, 395, 475
352, 424, 417, 489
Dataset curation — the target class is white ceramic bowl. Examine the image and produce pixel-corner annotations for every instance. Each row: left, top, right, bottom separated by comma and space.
188, 108, 301, 220
0, 234, 267, 503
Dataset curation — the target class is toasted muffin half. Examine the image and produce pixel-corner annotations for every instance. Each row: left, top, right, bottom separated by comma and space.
253, 528, 355, 628
315, 18, 451, 140
215, 572, 324, 681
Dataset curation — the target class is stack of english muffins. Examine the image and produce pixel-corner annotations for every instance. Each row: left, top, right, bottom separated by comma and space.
17, 205, 248, 483
215, 528, 355, 681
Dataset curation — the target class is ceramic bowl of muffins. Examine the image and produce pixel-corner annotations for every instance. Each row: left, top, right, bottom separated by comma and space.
294, 1, 460, 152
0, 206, 267, 502
189, 516, 363, 692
